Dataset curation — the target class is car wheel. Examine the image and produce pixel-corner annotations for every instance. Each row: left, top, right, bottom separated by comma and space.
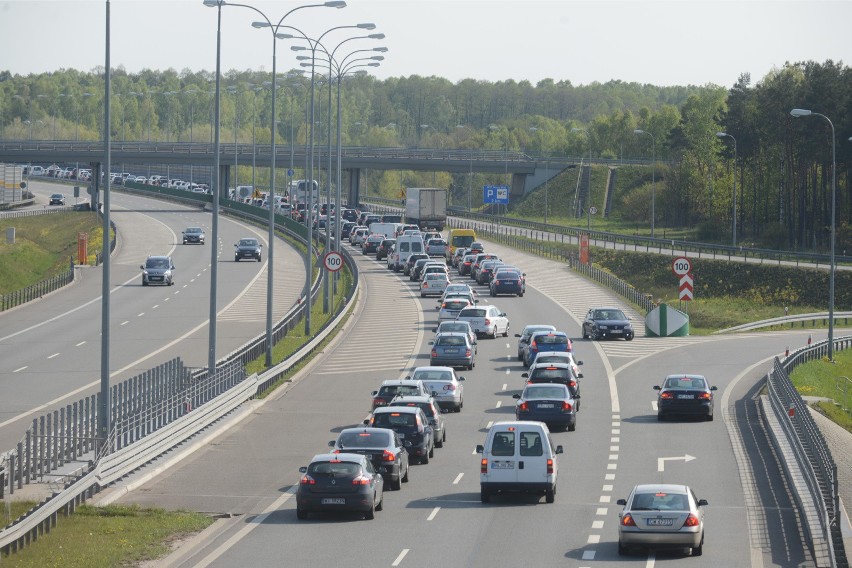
707, 411, 714, 422
518, 292, 524, 297
480, 488, 491, 503
490, 289, 496, 297
390, 477, 402, 491
375, 493, 383, 511
436, 435, 444, 449
364, 501, 375, 520
257, 256, 262, 262
182, 240, 187, 245
692, 536, 704, 556
657, 413, 665, 422
591, 330, 600, 341
235, 257, 240, 262
458, 399, 463, 411
142, 280, 148, 287
568, 421, 576, 432
296, 506, 308, 520
617, 541, 628, 556
169, 280, 174, 286
442, 430, 447, 443
421, 451, 429, 465
503, 325, 509, 337
625, 334, 634, 341
490, 326, 497, 339
545, 488, 555, 503
428, 445, 434, 458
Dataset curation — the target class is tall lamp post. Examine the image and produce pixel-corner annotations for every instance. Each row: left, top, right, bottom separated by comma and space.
790, 108, 837, 360
572, 127, 592, 226
634, 129, 656, 237
716, 132, 738, 246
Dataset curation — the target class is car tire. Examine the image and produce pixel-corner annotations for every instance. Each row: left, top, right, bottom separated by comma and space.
503, 325, 509, 337
442, 430, 447, 443
490, 290, 496, 297
390, 477, 402, 491
480, 488, 491, 503
625, 334, 634, 341
375, 494, 383, 511
518, 292, 524, 297
142, 280, 148, 287
421, 451, 429, 465
490, 326, 497, 339
545, 488, 555, 503
692, 537, 704, 556
364, 501, 375, 520
436, 435, 444, 449
568, 421, 576, 432
235, 257, 240, 262
707, 411, 714, 422
428, 445, 434, 458
617, 541, 628, 556
169, 280, 174, 286
657, 413, 665, 421
296, 506, 308, 520
402, 465, 410, 483
591, 330, 600, 341
257, 256, 262, 262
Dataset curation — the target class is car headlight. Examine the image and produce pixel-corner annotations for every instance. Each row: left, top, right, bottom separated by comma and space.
164, 271, 172, 277
142, 270, 149, 276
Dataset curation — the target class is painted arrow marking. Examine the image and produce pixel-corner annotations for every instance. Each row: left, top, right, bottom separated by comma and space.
657, 454, 696, 472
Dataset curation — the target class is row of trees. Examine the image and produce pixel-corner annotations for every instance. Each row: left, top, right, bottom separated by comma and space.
0, 60, 849, 251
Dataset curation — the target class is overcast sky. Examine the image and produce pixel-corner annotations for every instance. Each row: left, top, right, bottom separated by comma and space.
1, 0, 849, 88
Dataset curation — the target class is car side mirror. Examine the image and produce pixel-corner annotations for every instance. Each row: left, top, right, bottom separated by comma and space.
475, 444, 484, 454
521, 373, 529, 378
327, 440, 335, 447
431, 391, 438, 397
653, 385, 661, 391
139, 264, 144, 269
458, 376, 466, 381
428, 341, 434, 346
710, 386, 718, 391
578, 373, 584, 379
514, 334, 521, 338
502, 312, 507, 317
234, 243, 238, 247
574, 394, 581, 399
577, 360, 584, 366
616, 498, 627, 506
697, 499, 708, 506
512, 394, 520, 399
299, 466, 307, 473
432, 328, 438, 333
555, 445, 563, 454
371, 390, 378, 396
363, 419, 370, 425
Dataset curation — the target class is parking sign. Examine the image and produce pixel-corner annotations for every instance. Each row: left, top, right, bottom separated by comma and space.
483, 185, 509, 205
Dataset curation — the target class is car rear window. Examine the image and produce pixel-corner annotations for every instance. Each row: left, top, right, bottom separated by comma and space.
444, 300, 468, 310
391, 401, 435, 417
459, 308, 486, 318
631, 492, 688, 511
524, 386, 567, 399
531, 368, 570, 381
495, 272, 520, 280
491, 431, 515, 456
379, 385, 422, 397
437, 336, 466, 346
665, 377, 707, 389
519, 431, 544, 457
537, 335, 567, 345
372, 412, 417, 428
308, 461, 361, 476
337, 430, 391, 448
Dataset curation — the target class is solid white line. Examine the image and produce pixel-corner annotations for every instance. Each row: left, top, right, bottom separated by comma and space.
427, 506, 440, 521
392, 549, 409, 567
645, 550, 656, 567
452, 472, 464, 485
194, 487, 297, 568
47, 353, 60, 359
14, 366, 27, 373
75, 341, 86, 347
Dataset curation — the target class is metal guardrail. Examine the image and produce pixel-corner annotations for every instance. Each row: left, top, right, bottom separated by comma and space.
765, 336, 852, 568
716, 312, 852, 334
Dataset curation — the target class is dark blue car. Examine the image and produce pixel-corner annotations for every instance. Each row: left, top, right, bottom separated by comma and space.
523, 331, 572, 367
490, 269, 525, 297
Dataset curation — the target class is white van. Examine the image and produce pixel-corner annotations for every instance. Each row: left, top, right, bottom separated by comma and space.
393, 234, 425, 272
369, 222, 401, 239
476, 421, 562, 503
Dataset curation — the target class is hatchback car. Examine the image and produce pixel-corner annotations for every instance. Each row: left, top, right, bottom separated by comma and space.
387, 395, 447, 447
513, 383, 577, 431
328, 427, 409, 490
348, 225, 367, 245
404, 253, 429, 276
476, 259, 505, 285
458, 254, 477, 276
140, 255, 175, 286
522, 362, 581, 401
457, 305, 510, 339
451, 247, 468, 268
182, 227, 205, 245
441, 283, 476, 302
48, 193, 66, 205
351, 227, 370, 246
582, 307, 635, 340
654, 374, 717, 421
430, 333, 476, 370
371, 379, 430, 411
433, 320, 478, 350
523, 331, 572, 367
376, 238, 395, 260
528, 351, 584, 378
617, 483, 708, 556
406, 366, 466, 412
490, 269, 526, 297
234, 238, 262, 262
438, 297, 473, 320
296, 453, 384, 520
367, 406, 434, 464
425, 238, 447, 257
421, 272, 450, 297
361, 233, 385, 254
515, 325, 556, 361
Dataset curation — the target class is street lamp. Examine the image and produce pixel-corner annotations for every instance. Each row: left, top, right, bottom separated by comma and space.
790, 107, 837, 360
572, 127, 592, 227
716, 132, 738, 246
634, 129, 656, 237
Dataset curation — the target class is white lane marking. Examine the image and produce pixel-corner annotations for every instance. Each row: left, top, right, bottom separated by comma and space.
120, 320, 129, 326
190, 278, 196, 283
486, 421, 493, 428
427, 506, 441, 521
657, 454, 696, 472
651, 400, 658, 411
452, 472, 464, 485
612, 429, 620, 435
582, 550, 596, 560
193, 487, 297, 568
137, 312, 145, 317
609, 454, 618, 461
605, 473, 615, 481
14, 366, 27, 373
392, 549, 409, 566
646, 550, 656, 567
174, 290, 180, 294
505, 368, 510, 375
611, 421, 620, 427
610, 446, 619, 452
152, 304, 159, 309
495, 401, 502, 408
164, 297, 170, 302
607, 463, 617, 470
592, 520, 604, 529
501, 383, 507, 391
75, 341, 86, 347
47, 353, 60, 359
182, 284, 188, 289
599, 495, 611, 503
587, 535, 601, 544
611, 437, 620, 443
596, 507, 608, 515
472, 446, 478, 455
603, 484, 613, 492
612, 414, 620, 419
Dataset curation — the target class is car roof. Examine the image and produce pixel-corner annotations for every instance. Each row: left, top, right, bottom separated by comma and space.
664, 374, 706, 381
530, 361, 571, 369
337, 426, 391, 437
413, 365, 454, 373
389, 395, 434, 404
531, 330, 568, 337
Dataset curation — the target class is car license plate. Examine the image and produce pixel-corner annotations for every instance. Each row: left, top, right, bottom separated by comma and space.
677, 394, 695, 399
321, 498, 345, 505
445, 348, 459, 353
611, 329, 623, 334
538, 403, 555, 409
491, 461, 515, 469
646, 518, 674, 526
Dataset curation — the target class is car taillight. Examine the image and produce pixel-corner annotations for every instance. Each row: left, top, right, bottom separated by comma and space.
481, 458, 488, 474
660, 391, 674, 399
441, 303, 447, 309
698, 392, 712, 400
431, 349, 437, 358
546, 458, 554, 474
562, 401, 573, 412
621, 514, 636, 526
465, 349, 471, 357
494, 280, 500, 285
373, 399, 385, 407
569, 380, 577, 388
351, 474, 371, 486
300, 474, 316, 485
484, 318, 491, 326
683, 513, 700, 527
530, 340, 537, 349
519, 402, 529, 411
382, 450, 395, 462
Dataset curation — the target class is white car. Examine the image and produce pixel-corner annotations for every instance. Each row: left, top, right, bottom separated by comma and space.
438, 297, 472, 320
440, 283, 476, 303
528, 351, 584, 378
421, 272, 450, 297
456, 304, 510, 339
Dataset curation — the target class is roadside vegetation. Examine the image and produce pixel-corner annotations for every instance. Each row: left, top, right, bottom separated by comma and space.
789, 350, 852, 433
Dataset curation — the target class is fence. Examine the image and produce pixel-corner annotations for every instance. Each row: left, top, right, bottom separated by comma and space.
765, 336, 852, 568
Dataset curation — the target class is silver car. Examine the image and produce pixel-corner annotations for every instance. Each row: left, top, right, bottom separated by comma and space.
433, 320, 478, 352
140, 255, 175, 286
456, 305, 510, 339
438, 297, 472, 320
406, 366, 465, 412
617, 483, 708, 556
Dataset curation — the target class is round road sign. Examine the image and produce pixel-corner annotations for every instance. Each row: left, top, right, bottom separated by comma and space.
589, 206, 598, 215
671, 256, 692, 276
323, 251, 344, 272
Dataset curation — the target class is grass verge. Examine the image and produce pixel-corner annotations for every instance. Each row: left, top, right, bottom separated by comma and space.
789, 350, 852, 434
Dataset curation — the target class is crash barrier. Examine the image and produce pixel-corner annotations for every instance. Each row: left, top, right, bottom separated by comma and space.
716, 312, 852, 334
765, 336, 852, 568
1, 193, 358, 556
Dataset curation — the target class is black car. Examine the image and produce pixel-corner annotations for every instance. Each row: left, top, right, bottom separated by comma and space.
48, 193, 66, 205
404, 253, 429, 276
582, 306, 635, 341
329, 427, 410, 490
522, 362, 581, 401
654, 375, 717, 421
410, 258, 433, 281
367, 406, 434, 464
361, 234, 384, 255
234, 237, 262, 262
513, 383, 577, 431
341, 221, 357, 238
296, 453, 384, 520
491, 269, 526, 297
387, 395, 447, 448
376, 238, 395, 260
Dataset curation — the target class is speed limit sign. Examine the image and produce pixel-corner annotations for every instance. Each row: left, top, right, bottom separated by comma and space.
323, 251, 344, 272
671, 256, 692, 276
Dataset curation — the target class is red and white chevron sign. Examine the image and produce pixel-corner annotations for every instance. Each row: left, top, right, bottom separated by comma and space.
679, 273, 694, 301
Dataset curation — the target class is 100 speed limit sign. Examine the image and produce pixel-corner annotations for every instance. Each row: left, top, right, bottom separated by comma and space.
323, 251, 344, 272
671, 256, 692, 276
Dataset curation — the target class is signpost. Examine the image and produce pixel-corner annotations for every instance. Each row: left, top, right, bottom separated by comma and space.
323, 251, 343, 272
482, 185, 509, 205
672, 257, 693, 303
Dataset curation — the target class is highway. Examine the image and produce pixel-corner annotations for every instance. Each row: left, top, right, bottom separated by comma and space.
0, 181, 305, 450
102, 229, 818, 567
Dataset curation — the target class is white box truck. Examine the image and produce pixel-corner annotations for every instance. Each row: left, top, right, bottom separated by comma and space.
405, 188, 447, 231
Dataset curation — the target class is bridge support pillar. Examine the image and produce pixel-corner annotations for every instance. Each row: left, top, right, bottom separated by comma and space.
510, 173, 526, 200
90, 162, 102, 210
347, 168, 361, 207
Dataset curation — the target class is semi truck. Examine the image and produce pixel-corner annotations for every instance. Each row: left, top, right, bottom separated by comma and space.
404, 187, 447, 231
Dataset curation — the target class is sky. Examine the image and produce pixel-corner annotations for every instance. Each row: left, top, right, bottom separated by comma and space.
0, 0, 850, 88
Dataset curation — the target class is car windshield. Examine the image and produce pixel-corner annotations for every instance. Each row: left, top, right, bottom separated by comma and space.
308, 461, 361, 477
146, 258, 170, 269
372, 412, 417, 428
594, 309, 627, 320
631, 491, 688, 511
337, 430, 391, 448
185, 227, 202, 234
239, 239, 258, 247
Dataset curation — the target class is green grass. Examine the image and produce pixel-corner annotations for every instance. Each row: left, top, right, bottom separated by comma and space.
0, 504, 213, 567
2, 500, 38, 528
789, 350, 852, 401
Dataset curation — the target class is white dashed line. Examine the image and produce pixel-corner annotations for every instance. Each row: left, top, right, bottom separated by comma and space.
609, 454, 618, 460
605, 474, 615, 481
14, 366, 27, 373
611, 437, 620, 443
392, 549, 409, 566
76, 341, 86, 347
495, 401, 502, 408
121, 321, 129, 326
427, 507, 440, 521
592, 520, 604, 529
611, 421, 620, 427
452, 473, 464, 485
582, 551, 596, 560
164, 297, 170, 302
190, 278, 196, 283
596, 507, 608, 515
612, 429, 620, 435
137, 312, 145, 317
486, 421, 493, 429
607, 463, 617, 470
599, 495, 611, 503
47, 353, 60, 359
587, 535, 601, 544
152, 304, 159, 309
610, 446, 619, 452
182, 284, 188, 289
603, 484, 613, 492
651, 401, 658, 411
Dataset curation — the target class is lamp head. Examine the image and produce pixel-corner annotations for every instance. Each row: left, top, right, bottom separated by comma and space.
324, 1, 346, 8
790, 108, 812, 118
291, 46, 308, 52
366, 63, 380, 67
368, 33, 385, 39
373, 47, 389, 52
716, 131, 727, 138
252, 22, 270, 29
276, 33, 295, 40
370, 55, 384, 61
633, 129, 645, 134
202, 0, 221, 7
357, 23, 377, 30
